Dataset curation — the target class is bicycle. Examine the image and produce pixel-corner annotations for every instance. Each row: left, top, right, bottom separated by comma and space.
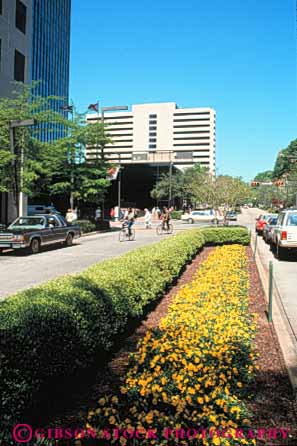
119, 222, 135, 242
156, 222, 173, 235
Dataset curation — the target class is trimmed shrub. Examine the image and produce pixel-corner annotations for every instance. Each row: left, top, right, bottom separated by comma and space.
75, 219, 96, 233
0, 227, 249, 432
170, 210, 183, 219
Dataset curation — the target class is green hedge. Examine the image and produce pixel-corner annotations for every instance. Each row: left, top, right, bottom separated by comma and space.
75, 219, 96, 233
0, 227, 249, 432
170, 210, 183, 219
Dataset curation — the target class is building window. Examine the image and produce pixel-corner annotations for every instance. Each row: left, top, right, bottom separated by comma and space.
149, 138, 156, 143
149, 120, 157, 125
0, 0, 2, 15
149, 132, 156, 137
175, 151, 193, 160
149, 144, 156, 149
14, 49, 25, 82
16, 0, 27, 34
132, 153, 148, 161
149, 126, 157, 131
149, 114, 157, 118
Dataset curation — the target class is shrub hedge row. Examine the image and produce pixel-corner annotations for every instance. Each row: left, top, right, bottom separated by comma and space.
0, 226, 249, 431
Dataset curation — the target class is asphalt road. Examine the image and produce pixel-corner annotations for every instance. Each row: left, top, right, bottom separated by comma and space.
0, 220, 208, 300
238, 208, 297, 343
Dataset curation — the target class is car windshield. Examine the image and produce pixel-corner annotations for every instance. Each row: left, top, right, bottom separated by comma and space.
8, 217, 45, 230
287, 213, 297, 226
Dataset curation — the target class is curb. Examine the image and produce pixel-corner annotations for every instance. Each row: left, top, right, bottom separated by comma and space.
252, 235, 297, 393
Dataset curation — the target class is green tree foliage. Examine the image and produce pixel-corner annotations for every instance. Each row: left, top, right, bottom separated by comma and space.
254, 170, 274, 181
273, 139, 297, 179
151, 164, 251, 210
0, 83, 113, 211
0, 83, 70, 203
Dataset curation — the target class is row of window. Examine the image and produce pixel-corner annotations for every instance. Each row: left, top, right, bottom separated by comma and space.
148, 115, 157, 149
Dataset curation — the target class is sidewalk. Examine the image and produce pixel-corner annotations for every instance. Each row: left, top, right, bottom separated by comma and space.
251, 231, 297, 392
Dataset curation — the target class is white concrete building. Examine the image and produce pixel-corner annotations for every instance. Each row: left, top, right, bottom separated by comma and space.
86, 102, 216, 174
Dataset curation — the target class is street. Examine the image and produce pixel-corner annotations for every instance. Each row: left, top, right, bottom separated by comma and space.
238, 208, 297, 345
1, 209, 297, 348
0, 220, 205, 300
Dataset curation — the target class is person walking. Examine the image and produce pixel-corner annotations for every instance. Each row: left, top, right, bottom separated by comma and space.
65, 208, 75, 224
144, 208, 152, 229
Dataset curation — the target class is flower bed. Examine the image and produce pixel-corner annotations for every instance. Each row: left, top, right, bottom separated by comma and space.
87, 245, 257, 446
0, 227, 249, 435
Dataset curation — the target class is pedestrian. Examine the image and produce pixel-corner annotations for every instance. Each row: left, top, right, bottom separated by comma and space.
73, 208, 78, 221
156, 206, 161, 219
95, 207, 101, 222
110, 207, 115, 221
65, 208, 75, 224
144, 208, 152, 229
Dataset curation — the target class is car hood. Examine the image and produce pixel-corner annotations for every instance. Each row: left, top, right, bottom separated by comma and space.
0, 228, 37, 234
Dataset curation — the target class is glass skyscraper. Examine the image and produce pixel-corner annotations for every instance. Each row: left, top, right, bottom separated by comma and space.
32, 0, 71, 141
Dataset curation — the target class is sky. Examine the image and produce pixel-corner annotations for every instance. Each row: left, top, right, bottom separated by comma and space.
70, 0, 297, 181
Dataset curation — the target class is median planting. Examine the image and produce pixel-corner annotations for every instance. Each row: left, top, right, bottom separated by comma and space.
86, 245, 257, 445
0, 227, 249, 432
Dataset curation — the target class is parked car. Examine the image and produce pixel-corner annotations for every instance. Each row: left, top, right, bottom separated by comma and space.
28, 204, 61, 216
225, 211, 237, 221
262, 216, 278, 243
181, 209, 224, 224
255, 214, 277, 235
271, 210, 297, 260
0, 214, 80, 254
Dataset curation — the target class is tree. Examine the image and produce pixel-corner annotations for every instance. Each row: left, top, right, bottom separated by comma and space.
0, 83, 71, 213
254, 170, 274, 182
273, 139, 297, 179
47, 113, 112, 210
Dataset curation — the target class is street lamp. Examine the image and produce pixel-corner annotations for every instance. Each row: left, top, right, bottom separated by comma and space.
168, 151, 174, 208
10, 118, 37, 217
101, 105, 128, 220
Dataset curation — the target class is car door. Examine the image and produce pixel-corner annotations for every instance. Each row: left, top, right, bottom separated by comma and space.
274, 213, 284, 243
47, 216, 65, 243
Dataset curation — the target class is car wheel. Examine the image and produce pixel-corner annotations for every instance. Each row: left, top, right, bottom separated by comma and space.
188, 218, 194, 224
30, 238, 40, 254
276, 243, 286, 260
65, 233, 73, 247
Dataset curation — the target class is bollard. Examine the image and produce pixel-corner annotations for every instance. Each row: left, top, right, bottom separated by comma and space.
253, 233, 257, 260
268, 261, 273, 322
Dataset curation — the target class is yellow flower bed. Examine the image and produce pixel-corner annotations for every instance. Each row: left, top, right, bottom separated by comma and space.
87, 245, 257, 446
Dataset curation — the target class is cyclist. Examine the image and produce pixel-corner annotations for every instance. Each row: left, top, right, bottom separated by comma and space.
161, 206, 171, 231
123, 207, 136, 236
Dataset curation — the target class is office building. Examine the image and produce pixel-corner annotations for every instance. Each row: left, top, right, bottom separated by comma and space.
31, 0, 71, 141
0, 0, 32, 223
86, 102, 216, 174
0, 0, 33, 96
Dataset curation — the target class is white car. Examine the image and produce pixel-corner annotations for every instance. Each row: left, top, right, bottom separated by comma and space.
181, 209, 224, 224
271, 210, 297, 259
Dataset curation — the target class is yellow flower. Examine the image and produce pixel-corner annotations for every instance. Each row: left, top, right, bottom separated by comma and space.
108, 416, 116, 424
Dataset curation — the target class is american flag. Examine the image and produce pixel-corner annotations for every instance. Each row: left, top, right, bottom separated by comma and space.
88, 103, 99, 112
60, 105, 73, 113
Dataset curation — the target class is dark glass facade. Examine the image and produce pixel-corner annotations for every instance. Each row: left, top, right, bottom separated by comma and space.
32, 0, 71, 141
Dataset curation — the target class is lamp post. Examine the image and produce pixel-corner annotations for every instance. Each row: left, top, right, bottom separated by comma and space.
100, 105, 128, 220
60, 103, 75, 208
10, 118, 36, 217
168, 151, 174, 208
